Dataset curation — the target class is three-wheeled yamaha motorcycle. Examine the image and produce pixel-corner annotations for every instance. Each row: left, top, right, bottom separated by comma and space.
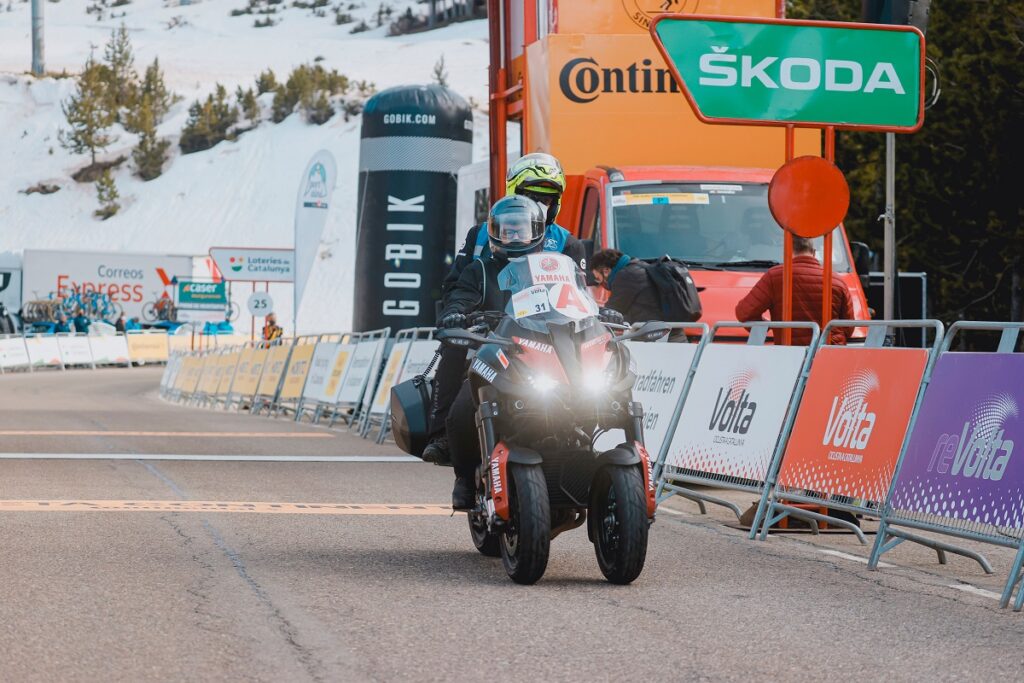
393, 252, 667, 585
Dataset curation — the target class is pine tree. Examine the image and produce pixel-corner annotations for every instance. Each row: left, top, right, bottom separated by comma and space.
236, 86, 261, 125
255, 69, 278, 95
94, 169, 120, 219
179, 84, 239, 154
305, 90, 334, 124
103, 24, 138, 113
60, 56, 115, 167
139, 58, 172, 123
431, 55, 449, 88
131, 95, 170, 180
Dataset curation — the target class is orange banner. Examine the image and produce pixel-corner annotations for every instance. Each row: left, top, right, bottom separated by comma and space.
777, 347, 928, 504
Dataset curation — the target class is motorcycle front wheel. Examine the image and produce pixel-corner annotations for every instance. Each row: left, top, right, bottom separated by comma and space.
500, 464, 550, 585
468, 513, 500, 557
590, 465, 649, 585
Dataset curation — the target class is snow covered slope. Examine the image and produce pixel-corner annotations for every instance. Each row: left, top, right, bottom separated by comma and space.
0, 0, 490, 333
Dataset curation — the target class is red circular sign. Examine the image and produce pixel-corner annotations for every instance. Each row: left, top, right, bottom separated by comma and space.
768, 156, 850, 238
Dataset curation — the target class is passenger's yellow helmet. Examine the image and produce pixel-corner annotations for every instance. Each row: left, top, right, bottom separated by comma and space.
505, 153, 566, 225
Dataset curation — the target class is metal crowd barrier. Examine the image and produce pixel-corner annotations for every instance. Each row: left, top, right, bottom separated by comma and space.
869, 321, 1024, 608
656, 320, 819, 523
756, 319, 944, 544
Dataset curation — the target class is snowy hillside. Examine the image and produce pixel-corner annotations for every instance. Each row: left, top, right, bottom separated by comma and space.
0, 0, 490, 333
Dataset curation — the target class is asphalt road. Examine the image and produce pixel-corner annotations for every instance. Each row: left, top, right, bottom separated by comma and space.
2, 367, 1024, 681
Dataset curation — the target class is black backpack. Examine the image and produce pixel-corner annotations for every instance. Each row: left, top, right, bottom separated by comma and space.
643, 256, 703, 323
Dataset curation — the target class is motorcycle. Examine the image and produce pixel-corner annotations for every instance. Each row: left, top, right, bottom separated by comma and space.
393, 252, 669, 585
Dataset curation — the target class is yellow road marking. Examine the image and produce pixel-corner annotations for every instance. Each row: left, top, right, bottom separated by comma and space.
0, 431, 333, 438
0, 500, 454, 515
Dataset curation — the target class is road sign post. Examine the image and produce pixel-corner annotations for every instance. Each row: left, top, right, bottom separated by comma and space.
651, 15, 924, 339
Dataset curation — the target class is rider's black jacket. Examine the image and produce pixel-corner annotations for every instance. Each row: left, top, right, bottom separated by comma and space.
439, 255, 508, 321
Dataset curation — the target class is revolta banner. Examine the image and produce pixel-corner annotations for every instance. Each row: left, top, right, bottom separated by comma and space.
890, 353, 1024, 529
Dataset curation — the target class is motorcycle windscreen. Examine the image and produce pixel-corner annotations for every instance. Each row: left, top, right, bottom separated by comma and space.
498, 253, 599, 334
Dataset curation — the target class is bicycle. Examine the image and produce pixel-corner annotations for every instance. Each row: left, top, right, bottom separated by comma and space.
142, 292, 176, 322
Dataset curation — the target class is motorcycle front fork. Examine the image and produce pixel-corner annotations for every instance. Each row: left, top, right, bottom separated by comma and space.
474, 388, 500, 524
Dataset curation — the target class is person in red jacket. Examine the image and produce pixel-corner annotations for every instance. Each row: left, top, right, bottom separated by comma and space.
735, 236, 855, 345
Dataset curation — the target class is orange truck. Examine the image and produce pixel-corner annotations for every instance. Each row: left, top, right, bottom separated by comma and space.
486, 0, 872, 332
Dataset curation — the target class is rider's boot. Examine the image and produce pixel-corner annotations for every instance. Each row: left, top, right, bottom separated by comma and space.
452, 476, 475, 511
422, 435, 452, 465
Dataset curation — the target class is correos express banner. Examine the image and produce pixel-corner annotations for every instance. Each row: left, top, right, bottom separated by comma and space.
890, 353, 1024, 529
23, 250, 193, 320
777, 347, 928, 505
665, 344, 807, 482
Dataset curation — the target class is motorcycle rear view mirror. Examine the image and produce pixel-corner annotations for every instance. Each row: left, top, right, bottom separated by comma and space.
613, 321, 672, 343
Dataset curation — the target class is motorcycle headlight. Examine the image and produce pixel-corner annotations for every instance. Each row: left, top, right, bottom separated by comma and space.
582, 371, 612, 395
531, 373, 559, 393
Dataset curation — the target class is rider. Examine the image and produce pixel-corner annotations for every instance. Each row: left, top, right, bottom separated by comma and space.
422, 152, 587, 464
439, 195, 549, 509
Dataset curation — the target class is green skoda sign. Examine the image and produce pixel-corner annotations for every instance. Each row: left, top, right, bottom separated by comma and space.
651, 17, 924, 131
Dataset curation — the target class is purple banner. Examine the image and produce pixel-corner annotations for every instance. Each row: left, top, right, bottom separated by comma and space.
891, 353, 1024, 529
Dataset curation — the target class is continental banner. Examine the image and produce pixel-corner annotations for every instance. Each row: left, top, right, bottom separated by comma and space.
88, 335, 131, 366
665, 344, 807, 482
777, 347, 928, 505
524, 33, 819, 176
127, 333, 169, 363
0, 336, 31, 369
197, 355, 222, 395
25, 336, 63, 368
279, 343, 315, 400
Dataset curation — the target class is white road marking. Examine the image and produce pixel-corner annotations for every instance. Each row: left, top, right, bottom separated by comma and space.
0, 453, 421, 462
818, 548, 894, 568
948, 583, 1003, 601
659, 507, 685, 515
0, 500, 452, 515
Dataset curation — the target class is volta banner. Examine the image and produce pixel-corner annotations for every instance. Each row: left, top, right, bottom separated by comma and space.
777, 347, 928, 504
665, 344, 806, 481
890, 353, 1024, 529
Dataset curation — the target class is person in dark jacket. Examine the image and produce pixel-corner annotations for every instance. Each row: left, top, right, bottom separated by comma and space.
54, 311, 72, 334
422, 152, 587, 467
114, 313, 126, 333
735, 236, 855, 345
590, 249, 663, 324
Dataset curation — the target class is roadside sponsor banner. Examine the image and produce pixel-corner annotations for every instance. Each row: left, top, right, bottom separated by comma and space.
398, 340, 440, 382
279, 343, 315, 400
370, 342, 410, 415
88, 335, 130, 365
323, 343, 354, 401
338, 339, 384, 405
179, 357, 204, 394
25, 335, 63, 368
596, 342, 698, 457
215, 352, 241, 396
160, 354, 181, 390
126, 333, 170, 363
665, 344, 807, 481
294, 150, 338, 316
197, 355, 222, 394
57, 335, 93, 367
257, 345, 291, 397
231, 348, 267, 397
209, 247, 295, 283
890, 353, 1024, 529
0, 336, 30, 369
22, 249, 193, 320
777, 347, 928, 504
301, 342, 344, 403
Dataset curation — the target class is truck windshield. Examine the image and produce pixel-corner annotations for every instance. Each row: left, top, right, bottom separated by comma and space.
609, 183, 851, 272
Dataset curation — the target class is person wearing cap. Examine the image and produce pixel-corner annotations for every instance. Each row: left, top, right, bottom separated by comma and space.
422, 153, 587, 467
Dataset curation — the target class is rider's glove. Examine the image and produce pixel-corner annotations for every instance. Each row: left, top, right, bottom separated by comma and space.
440, 312, 468, 329
599, 308, 625, 326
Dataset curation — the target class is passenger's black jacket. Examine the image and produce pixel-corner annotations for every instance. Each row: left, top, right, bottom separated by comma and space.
604, 258, 663, 324
439, 256, 508, 320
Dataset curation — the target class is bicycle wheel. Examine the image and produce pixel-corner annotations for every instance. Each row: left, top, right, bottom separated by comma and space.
142, 302, 157, 322
226, 301, 240, 322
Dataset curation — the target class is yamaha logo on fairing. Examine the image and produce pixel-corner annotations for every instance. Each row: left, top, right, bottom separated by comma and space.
559, 57, 682, 104
471, 358, 497, 383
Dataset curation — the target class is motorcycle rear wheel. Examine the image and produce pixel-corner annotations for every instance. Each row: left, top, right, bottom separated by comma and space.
500, 464, 550, 585
590, 465, 649, 585
468, 513, 500, 557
